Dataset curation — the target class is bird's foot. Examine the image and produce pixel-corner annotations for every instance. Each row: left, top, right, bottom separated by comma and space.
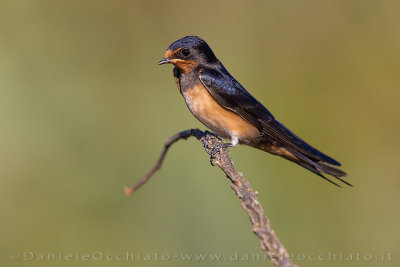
202, 138, 210, 153
203, 131, 221, 153
209, 142, 232, 166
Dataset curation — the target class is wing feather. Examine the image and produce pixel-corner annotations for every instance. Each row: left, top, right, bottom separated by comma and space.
199, 67, 341, 166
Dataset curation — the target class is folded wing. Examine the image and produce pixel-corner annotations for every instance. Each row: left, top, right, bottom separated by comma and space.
199, 67, 341, 166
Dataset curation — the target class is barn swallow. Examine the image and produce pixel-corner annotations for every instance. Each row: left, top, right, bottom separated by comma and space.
158, 36, 351, 187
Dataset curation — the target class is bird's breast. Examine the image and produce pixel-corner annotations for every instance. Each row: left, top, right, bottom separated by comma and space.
182, 82, 260, 143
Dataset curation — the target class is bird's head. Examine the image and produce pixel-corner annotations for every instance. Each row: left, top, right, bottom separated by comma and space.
158, 36, 218, 73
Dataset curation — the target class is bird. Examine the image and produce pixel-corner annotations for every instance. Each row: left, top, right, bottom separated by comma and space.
158, 36, 351, 187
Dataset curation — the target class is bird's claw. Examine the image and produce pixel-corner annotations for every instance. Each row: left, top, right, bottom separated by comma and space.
209, 142, 230, 166
202, 139, 210, 153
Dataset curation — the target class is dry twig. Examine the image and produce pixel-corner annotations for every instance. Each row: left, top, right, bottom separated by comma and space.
125, 129, 297, 267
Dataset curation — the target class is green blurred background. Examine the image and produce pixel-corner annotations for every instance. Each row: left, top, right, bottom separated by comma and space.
1, 1, 399, 266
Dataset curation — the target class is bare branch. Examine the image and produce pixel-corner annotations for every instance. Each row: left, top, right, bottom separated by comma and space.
124, 129, 205, 195
126, 129, 297, 267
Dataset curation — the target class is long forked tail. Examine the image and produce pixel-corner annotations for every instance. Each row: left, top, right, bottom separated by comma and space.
286, 147, 352, 187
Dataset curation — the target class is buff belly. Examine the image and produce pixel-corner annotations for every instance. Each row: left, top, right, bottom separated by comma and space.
182, 84, 261, 144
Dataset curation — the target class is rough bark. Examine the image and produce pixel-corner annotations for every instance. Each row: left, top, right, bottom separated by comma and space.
126, 129, 297, 267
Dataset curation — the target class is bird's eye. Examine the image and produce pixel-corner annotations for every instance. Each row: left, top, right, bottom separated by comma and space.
181, 48, 190, 57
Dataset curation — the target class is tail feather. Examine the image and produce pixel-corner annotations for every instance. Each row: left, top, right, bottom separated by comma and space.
285, 147, 352, 187
294, 161, 342, 187
316, 161, 347, 177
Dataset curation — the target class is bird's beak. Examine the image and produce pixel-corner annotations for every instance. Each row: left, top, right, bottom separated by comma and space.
158, 57, 171, 65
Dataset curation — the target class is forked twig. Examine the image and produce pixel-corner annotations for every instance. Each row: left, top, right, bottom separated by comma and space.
125, 129, 297, 267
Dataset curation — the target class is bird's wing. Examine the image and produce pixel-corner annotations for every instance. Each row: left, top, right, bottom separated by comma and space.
198, 68, 341, 166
